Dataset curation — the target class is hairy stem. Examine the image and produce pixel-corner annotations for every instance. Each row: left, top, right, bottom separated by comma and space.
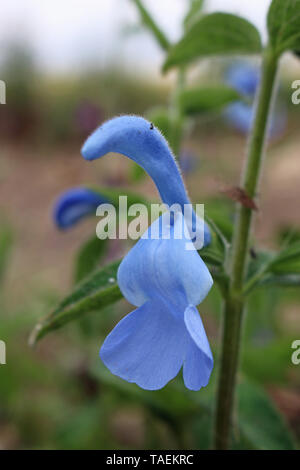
214, 48, 279, 450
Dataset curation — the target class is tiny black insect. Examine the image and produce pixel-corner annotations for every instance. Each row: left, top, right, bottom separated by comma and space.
250, 247, 257, 259
150, 122, 154, 130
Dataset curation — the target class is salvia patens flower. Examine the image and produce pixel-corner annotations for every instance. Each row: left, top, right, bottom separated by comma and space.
81, 115, 214, 390
81, 115, 211, 247
53, 187, 107, 230
101, 212, 213, 390
224, 62, 286, 137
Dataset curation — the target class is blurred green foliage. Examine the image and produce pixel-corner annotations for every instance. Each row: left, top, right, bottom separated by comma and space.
0, 43, 168, 146
1, 275, 298, 449
40, 68, 168, 145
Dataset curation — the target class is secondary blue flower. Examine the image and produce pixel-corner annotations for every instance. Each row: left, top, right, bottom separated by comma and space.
224, 101, 286, 137
225, 62, 260, 96
81, 115, 211, 247
101, 212, 213, 390
224, 62, 286, 137
53, 187, 107, 230
224, 102, 256, 135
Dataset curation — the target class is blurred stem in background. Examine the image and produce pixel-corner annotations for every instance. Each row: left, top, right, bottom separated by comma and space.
214, 47, 279, 450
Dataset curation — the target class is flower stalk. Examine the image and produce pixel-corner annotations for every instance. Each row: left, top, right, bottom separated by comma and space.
214, 47, 279, 449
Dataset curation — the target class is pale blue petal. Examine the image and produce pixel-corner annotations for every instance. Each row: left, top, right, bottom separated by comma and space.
81, 115, 211, 247
183, 305, 213, 391
100, 298, 188, 390
117, 214, 213, 310
53, 187, 107, 229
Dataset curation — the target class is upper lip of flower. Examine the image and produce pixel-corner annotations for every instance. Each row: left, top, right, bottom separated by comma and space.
81, 115, 211, 247
81, 115, 190, 208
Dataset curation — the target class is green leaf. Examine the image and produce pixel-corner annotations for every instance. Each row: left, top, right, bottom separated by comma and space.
277, 225, 300, 245
131, 0, 170, 50
238, 381, 296, 450
184, 0, 205, 31
267, 0, 300, 55
179, 86, 240, 116
200, 246, 224, 267
269, 241, 300, 274
200, 218, 228, 267
73, 235, 108, 284
163, 13, 262, 71
242, 338, 297, 384
245, 243, 300, 293
200, 219, 230, 294
260, 274, 300, 287
243, 250, 274, 293
246, 250, 274, 280
29, 260, 123, 345
205, 199, 234, 242
192, 379, 296, 449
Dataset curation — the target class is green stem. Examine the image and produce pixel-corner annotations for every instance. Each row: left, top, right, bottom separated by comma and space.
213, 48, 279, 450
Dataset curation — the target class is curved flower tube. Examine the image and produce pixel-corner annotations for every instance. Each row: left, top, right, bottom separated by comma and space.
53, 187, 108, 230
224, 62, 286, 137
81, 115, 211, 247
100, 212, 213, 390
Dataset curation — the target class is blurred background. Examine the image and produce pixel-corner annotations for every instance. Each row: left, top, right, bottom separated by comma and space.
0, 0, 299, 450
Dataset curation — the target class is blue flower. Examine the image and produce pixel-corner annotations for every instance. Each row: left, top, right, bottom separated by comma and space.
225, 62, 260, 97
224, 62, 286, 137
224, 101, 286, 138
101, 212, 213, 390
81, 115, 214, 390
53, 187, 107, 230
82, 115, 211, 247
224, 102, 256, 135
